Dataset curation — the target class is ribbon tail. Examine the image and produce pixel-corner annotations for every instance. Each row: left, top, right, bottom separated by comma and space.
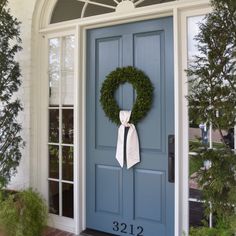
116, 125, 125, 167
126, 125, 140, 169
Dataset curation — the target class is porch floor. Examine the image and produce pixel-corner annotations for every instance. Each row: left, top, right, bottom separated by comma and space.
44, 228, 114, 236
44, 227, 77, 236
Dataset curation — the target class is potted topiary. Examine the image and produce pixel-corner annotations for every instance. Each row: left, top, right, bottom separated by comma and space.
187, 0, 236, 234
0, 189, 48, 236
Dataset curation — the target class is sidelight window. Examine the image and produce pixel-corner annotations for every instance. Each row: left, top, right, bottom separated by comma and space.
48, 35, 75, 218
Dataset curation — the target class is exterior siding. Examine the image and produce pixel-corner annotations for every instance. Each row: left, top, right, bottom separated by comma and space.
7, 0, 37, 190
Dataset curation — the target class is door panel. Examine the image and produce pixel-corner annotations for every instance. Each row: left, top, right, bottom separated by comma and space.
95, 37, 122, 149
134, 169, 165, 222
134, 31, 163, 152
95, 165, 122, 215
86, 17, 174, 236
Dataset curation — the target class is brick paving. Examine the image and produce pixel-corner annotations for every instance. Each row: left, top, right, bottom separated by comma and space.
43, 227, 77, 236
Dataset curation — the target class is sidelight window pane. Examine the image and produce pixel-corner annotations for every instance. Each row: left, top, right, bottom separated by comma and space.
49, 181, 59, 215
62, 146, 73, 181
62, 183, 74, 218
49, 71, 60, 106
49, 38, 60, 71
49, 109, 59, 143
49, 38, 60, 106
61, 71, 74, 106
62, 36, 75, 71
49, 145, 59, 179
62, 109, 74, 144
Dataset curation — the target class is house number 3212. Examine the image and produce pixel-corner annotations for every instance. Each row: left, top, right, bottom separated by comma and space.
112, 221, 144, 236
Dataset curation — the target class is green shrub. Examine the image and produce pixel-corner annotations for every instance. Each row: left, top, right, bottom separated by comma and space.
0, 0, 24, 190
189, 226, 233, 236
0, 188, 48, 236
187, 0, 236, 233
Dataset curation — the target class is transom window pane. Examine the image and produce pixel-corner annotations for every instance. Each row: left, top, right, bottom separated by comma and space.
136, 0, 174, 8
50, 0, 176, 24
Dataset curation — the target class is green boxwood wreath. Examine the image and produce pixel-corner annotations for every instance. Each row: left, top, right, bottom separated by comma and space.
100, 66, 154, 125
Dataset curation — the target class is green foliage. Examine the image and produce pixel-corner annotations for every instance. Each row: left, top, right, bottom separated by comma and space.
100, 66, 154, 125
189, 157, 202, 177
191, 145, 236, 218
189, 140, 225, 176
189, 215, 236, 235
187, 0, 236, 233
187, 0, 236, 131
0, 0, 24, 189
189, 226, 233, 236
0, 188, 48, 236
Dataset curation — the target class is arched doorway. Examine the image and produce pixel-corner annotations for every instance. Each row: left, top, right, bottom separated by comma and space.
31, 0, 210, 234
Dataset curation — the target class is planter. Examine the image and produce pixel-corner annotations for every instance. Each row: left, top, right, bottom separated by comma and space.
0, 229, 7, 236
0, 189, 48, 236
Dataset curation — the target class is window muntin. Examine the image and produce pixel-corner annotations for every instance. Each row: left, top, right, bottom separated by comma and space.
48, 35, 75, 219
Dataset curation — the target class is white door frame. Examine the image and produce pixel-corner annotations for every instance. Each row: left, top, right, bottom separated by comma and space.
31, 0, 211, 235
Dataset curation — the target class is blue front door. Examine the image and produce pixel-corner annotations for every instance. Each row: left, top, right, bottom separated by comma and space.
86, 17, 174, 236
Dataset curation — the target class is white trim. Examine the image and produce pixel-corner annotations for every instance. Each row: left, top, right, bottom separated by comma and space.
74, 24, 80, 235
81, 24, 87, 233
173, 7, 181, 236
31, 0, 211, 235
48, 214, 75, 233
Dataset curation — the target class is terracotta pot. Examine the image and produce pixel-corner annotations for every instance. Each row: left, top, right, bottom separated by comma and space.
0, 229, 6, 236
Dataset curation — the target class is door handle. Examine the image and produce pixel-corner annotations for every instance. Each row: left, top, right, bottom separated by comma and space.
168, 135, 175, 183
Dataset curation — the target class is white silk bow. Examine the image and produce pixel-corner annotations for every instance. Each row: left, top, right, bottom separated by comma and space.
115, 110, 140, 169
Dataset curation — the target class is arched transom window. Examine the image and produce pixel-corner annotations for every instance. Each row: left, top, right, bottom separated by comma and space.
51, 0, 175, 23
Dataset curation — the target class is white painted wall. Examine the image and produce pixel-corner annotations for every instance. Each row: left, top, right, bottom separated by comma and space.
7, 0, 37, 190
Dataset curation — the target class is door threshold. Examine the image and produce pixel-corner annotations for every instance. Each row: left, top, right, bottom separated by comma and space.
81, 229, 116, 236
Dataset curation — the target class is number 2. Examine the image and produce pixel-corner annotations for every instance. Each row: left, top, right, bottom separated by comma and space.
137, 226, 144, 236
121, 223, 127, 233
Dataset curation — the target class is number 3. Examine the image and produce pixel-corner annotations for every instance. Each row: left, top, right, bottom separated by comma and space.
113, 221, 119, 232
